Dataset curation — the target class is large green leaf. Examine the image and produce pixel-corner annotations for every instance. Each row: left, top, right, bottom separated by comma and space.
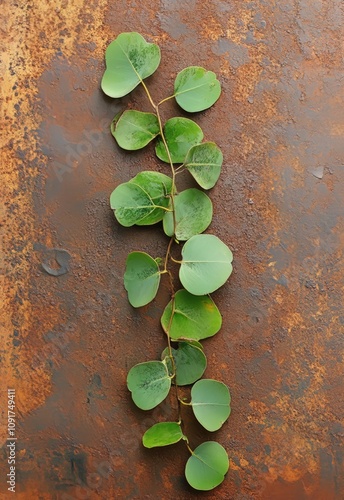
127, 361, 171, 410
101, 32, 161, 98
184, 142, 223, 189
110, 171, 172, 226
124, 252, 161, 307
111, 110, 159, 150
179, 234, 233, 295
161, 342, 207, 386
163, 189, 212, 241
185, 442, 229, 491
191, 379, 231, 431
174, 66, 221, 113
161, 289, 222, 341
155, 117, 203, 164
142, 422, 183, 448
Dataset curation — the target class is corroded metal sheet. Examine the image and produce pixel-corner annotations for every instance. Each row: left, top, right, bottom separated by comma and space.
1, 0, 343, 498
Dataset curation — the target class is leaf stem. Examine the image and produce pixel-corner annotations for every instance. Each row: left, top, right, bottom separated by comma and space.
179, 398, 191, 406
140, 80, 157, 111
157, 94, 176, 106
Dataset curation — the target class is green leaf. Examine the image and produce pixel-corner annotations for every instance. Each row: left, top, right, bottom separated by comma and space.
179, 234, 233, 295
185, 441, 229, 491
161, 342, 207, 386
101, 32, 161, 98
127, 361, 171, 410
129, 171, 173, 225
155, 117, 203, 164
142, 422, 183, 448
174, 66, 221, 113
184, 142, 223, 189
124, 252, 161, 307
191, 379, 231, 431
110, 171, 172, 226
111, 110, 159, 150
161, 289, 222, 341
163, 189, 212, 241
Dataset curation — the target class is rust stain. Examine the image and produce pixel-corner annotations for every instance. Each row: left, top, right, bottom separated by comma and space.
1, 0, 344, 499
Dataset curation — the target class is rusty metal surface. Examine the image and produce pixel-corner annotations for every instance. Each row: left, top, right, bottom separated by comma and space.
1, 0, 344, 498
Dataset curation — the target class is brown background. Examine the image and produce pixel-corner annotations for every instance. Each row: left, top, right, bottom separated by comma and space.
1, 0, 344, 499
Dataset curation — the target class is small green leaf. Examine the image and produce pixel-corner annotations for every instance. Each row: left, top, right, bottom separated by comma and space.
142, 422, 183, 448
110, 171, 172, 226
111, 110, 159, 150
161, 342, 206, 386
127, 361, 171, 410
101, 32, 161, 98
184, 142, 223, 189
174, 66, 221, 113
155, 117, 203, 164
161, 289, 222, 341
163, 189, 212, 241
124, 252, 161, 307
185, 441, 229, 491
191, 379, 231, 431
179, 234, 233, 295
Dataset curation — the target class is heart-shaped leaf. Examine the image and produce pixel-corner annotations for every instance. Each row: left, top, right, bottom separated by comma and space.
179, 234, 233, 295
185, 441, 229, 490
155, 117, 203, 164
184, 142, 223, 189
127, 361, 171, 410
174, 66, 221, 112
111, 110, 160, 150
161, 342, 207, 386
101, 32, 161, 98
191, 379, 231, 431
163, 189, 212, 241
161, 289, 222, 341
110, 171, 172, 226
124, 252, 161, 307
142, 422, 183, 448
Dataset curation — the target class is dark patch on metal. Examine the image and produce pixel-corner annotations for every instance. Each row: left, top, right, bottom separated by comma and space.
41, 248, 71, 276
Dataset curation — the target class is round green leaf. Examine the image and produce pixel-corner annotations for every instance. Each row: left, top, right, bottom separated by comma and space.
129, 171, 173, 225
111, 110, 159, 150
161, 342, 206, 386
174, 66, 221, 113
110, 171, 172, 226
184, 142, 223, 189
191, 379, 231, 431
161, 289, 222, 341
101, 32, 161, 98
127, 361, 171, 410
163, 189, 212, 241
142, 422, 183, 448
179, 234, 233, 295
124, 252, 161, 307
155, 117, 203, 164
185, 441, 229, 491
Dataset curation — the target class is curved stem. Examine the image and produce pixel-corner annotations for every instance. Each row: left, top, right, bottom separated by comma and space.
140, 79, 157, 111
186, 442, 194, 455
158, 94, 176, 106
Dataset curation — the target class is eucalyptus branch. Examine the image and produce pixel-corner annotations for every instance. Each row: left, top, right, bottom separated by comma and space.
102, 32, 233, 492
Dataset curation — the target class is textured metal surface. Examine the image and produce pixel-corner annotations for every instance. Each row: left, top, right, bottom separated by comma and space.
1, 0, 344, 498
